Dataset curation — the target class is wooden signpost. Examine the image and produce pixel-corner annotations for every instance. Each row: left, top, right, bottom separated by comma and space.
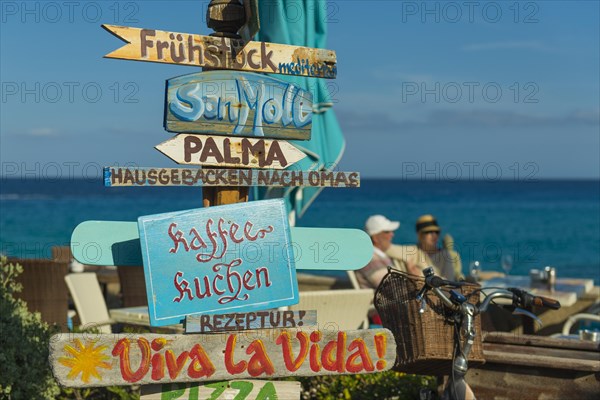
156, 135, 307, 169
137, 199, 298, 326
165, 71, 312, 139
70, 220, 373, 271
238, 0, 260, 45
140, 380, 300, 400
49, 329, 396, 387
52, 1, 380, 394
102, 25, 337, 78
104, 167, 360, 187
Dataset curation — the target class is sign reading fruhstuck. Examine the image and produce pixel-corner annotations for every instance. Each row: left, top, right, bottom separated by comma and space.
137, 199, 298, 326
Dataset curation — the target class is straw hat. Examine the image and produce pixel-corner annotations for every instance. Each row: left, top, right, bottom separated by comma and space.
416, 214, 441, 234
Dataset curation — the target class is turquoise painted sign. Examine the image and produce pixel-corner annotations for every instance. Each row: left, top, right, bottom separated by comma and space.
165, 71, 312, 140
70, 222, 372, 271
137, 199, 298, 326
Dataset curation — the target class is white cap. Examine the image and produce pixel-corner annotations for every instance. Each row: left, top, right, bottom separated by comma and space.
365, 215, 400, 236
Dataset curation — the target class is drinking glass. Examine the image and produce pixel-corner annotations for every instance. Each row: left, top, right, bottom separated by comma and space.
501, 254, 513, 276
469, 261, 481, 281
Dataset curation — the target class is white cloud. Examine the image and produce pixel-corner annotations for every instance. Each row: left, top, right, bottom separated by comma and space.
461, 41, 546, 52
27, 128, 57, 136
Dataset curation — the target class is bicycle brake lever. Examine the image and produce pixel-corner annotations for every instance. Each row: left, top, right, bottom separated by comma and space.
419, 297, 427, 314
512, 307, 543, 327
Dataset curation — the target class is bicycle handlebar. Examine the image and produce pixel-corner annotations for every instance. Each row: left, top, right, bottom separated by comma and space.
413, 267, 561, 400
506, 287, 561, 310
418, 267, 562, 314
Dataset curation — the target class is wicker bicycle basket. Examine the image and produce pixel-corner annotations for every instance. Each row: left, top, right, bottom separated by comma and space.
374, 269, 485, 376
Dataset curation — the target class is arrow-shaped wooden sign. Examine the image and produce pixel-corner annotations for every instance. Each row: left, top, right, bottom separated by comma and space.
156, 135, 306, 169
49, 329, 395, 387
102, 25, 337, 78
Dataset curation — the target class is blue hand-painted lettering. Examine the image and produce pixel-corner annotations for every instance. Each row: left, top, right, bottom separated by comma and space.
169, 76, 312, 135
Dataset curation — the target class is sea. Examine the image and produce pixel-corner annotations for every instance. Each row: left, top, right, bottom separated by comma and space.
1, 178, 599, 284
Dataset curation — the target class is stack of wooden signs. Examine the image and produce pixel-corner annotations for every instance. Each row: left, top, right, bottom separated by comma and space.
50, 4, 395, 398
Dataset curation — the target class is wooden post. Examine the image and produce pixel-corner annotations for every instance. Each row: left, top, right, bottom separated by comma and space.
203, 0, 248, 207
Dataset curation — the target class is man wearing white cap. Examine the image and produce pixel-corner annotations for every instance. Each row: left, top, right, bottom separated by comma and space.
356, 215, 419, 289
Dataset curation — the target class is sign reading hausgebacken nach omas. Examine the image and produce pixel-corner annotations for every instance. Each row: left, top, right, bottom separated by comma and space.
165, 71, 312, 140
138, 199, 298, 326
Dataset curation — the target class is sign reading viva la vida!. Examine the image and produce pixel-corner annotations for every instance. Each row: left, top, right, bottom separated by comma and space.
166, 71, 313, 140
50, 329, 395, 387
137, 199, 298, 327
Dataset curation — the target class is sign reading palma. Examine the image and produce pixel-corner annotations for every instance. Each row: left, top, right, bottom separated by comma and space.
138, 199, 298, 326
155, 135, 306, 169
166, 71, 313, 140
49, 329, 395, 387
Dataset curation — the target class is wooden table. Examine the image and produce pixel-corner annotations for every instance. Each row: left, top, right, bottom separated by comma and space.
109, 306, 184, 333
480, 276, 598, 335
481, 275, 594, 307
467, 332, 600, 400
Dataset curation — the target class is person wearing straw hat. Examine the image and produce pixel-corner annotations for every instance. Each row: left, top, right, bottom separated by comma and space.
356, 215, 420, 289
387, 214, 463, 280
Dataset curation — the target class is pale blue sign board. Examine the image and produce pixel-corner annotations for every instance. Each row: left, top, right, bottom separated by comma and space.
137, 199, 298, 326
165, 71, 312, 140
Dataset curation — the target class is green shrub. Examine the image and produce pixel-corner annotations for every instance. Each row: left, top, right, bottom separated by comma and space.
0, 256, 61, 399
0, 256, 139, 400
294, 371, 436, 400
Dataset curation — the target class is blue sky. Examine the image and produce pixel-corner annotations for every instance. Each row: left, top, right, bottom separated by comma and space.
1, 0, 599, 179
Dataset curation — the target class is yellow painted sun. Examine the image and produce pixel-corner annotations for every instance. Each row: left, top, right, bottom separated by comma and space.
58, 339, 112, 383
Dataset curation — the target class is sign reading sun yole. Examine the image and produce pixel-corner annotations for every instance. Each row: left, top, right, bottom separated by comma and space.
166, 71, 312, 140
155, 135, 306, 169
49, 329, 395, 387
102, 25, 337, 78
138, 199, 298, 327
104, 167, 360, 188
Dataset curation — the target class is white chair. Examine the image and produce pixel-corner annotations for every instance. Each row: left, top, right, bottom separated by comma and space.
64, 273, 114, 333
287, 289, 374, 330
347, 270, 361, 289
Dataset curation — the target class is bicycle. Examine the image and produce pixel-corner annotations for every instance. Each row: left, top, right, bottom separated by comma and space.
374, 267, 561, 400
